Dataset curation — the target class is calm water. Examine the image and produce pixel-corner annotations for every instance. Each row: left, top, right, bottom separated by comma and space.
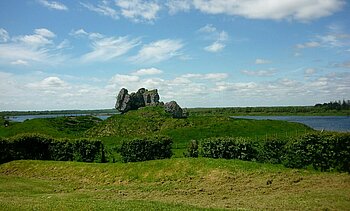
232, 116, 350, 132
6, 114, 111, 122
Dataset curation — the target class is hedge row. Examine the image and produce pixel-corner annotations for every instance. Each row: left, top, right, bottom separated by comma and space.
284, 133, 350, 172
187, 132, 350, 172
0, 133, 105, 163
201, 137, 258, 161
119, 136, 173, 162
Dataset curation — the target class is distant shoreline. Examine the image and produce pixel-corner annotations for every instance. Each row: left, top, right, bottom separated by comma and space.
1, 106, 349, 117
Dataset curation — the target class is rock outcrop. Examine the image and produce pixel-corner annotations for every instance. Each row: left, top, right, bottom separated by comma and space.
115, 88, 161, 113
164, 101, 184, 118
115, 88, 186, 118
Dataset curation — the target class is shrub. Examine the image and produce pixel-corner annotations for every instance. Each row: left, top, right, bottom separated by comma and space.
120, 136, 173, 162
257, 138, 288, 164
200, 137, 257, 161
283, 133, 350, 172
184, 140, 199, 158
0, 133, 105, 163
48, 139, 74, 161
0, 137, 12, 164
9, 133, 53, 160
73, 139, 104, 162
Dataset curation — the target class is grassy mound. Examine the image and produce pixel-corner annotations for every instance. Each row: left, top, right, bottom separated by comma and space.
0, 159, 349, 210
85, 106, 313, 155
0, 116, 102, 138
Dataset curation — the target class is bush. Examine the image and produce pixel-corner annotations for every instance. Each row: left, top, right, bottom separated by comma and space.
257, 138, 288, 164
10, 133, 53, 160
200, 137, 257, 161
0, 133, 105, 163
0, 137, 12, 164
73, 139, 104, 162
120, 136, 173, 162
283, 133, 350, 172
184, 140, 199, 158
48, 139, 74, 161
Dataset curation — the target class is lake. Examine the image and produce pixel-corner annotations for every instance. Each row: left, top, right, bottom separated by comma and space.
6, 114, 112, 122
232, 116, 350, 132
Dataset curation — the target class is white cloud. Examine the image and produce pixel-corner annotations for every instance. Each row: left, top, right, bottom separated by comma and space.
110, 74, 140, 84
214, 81, 258, 92
0, 28, 9, 42
37, 0, 68, 11
131, 39, 184, 64
166, 0, 192, 14
56, 39, 70, 49
81, 1, 119, 20
14, 28, 56, 48
0, 28, 68, 65
204, 41, 225, 53
218, 31, 229, 42
333, 61, 350, 68
317, 34, 350, 48
0, 72, 113, 110
81, 36, 140, 62
34, 28, 56, 38
199, 24, 229, 53
191, 0, 345, 22
305, 68, 316, 75
296, 41, 321, 49
241, 69, 276, 77
11, 59, 29, 66
70, 28, 88, 36
255, 58, 271, 64
297, 25, 350, 50
1, 69, 349, 110
198, 24, 217, 33
203, 73, 229, 80
70, 29, 104, 40
28, 76, 68, 91
132, 67, 163, 76
116, 0, 161, 23
182, 73, 228, 81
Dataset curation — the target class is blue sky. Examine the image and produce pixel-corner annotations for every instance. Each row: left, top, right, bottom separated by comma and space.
0, 0, 350, 110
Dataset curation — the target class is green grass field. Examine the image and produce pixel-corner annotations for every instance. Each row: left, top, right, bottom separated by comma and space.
0, 159, 349, 210
1, 106, 348, 210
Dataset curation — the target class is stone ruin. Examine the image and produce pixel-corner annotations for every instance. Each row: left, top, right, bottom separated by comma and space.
115, 88, 187, 118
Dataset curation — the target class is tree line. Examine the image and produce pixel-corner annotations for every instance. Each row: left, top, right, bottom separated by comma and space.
315, 99, 350, 110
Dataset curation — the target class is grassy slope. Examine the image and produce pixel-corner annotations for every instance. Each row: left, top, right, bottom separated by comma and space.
0, 159, 349, 210
85, 107, 312, 156
0, 116, 102, 138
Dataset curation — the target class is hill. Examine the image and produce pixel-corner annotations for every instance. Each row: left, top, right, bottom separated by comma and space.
0, 158, 349, 210
0, 116, 101, 138
85, 106, 313, 155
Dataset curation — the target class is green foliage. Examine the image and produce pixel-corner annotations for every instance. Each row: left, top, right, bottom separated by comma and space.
0, 137, 12, 163
184, 140, 199, 158
120, 136, 173, 162
257, 137, 289, 164
200, 137, 258, 161
188, 132, 350, 172
0, 133, 105, 163
72, 139, 104, 162
283, 133, 350, 172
